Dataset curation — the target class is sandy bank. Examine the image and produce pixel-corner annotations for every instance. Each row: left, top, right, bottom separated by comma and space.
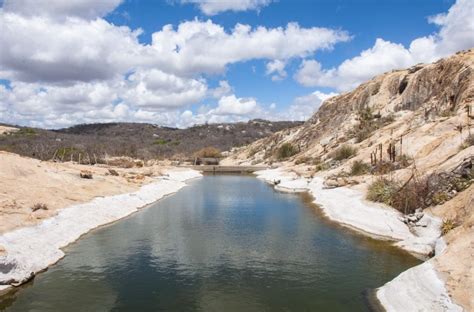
377, 260, 463, 312
0, 151, 172, 234
254, 168, 464, 311
0, 168, 201, 294
255, 168, 441, 256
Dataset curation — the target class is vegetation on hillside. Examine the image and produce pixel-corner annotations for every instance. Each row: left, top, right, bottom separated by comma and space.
0, 120, 302, 162
276, 143, 298, 160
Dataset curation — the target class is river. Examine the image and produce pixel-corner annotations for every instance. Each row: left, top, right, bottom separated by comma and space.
1, 175, 420, 311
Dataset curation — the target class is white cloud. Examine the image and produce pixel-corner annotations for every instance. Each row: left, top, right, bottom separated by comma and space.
0, 12, 143, 83
266, 59, 287, 81
0, 9, 352, 127
210, 80, 232, 98
0, 13, 349, 83
149, 20, 350, 75
122, 69, 208, 109
2, 0, 123, 19
284, 91, 337, 121
295, 0, 474, 91
295, 39, 414, 91
214, 94, 258, 115
180, 0, 272, 15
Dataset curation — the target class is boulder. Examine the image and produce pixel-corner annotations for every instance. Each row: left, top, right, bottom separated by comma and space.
80, 170, 93, 179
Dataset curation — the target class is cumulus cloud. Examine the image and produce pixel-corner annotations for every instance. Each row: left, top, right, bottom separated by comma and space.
122, 69, 208, 109
0, 5, 351, 127
180, 0, 272, 15
0, 12, 349, 83
210, 80, 233, 98
2, 0, 123, 19
285, 91, 337, 121
214, 94, 258, 115
149, 20, 350, 75
266, 60, 287, 81
295, 0, 474, 91
0, 12, 143, 83
295, 39, 414, 91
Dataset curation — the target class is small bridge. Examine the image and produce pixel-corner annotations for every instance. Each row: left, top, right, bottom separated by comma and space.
188, 165, 268, 174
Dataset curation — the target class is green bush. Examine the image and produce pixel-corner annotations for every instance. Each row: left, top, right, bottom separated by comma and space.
13, 128, 37, 136
366, 178, 400, 206
350, 160, 371, 176
276, 143, 298, 160
330, 145, 357, 161
351, 110, 395, 143
314, 162, 330, 172
153, 139, 168, 145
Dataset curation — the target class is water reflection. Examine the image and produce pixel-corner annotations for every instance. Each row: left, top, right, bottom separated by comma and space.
1, 175, 420, 312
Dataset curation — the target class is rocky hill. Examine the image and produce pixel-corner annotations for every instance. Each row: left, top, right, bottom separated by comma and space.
229, 49, 473, 167
225, 49, 474, 309
0, 120, 302, 162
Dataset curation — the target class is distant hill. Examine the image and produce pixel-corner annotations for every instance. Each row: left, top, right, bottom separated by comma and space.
0, 120, 302, 161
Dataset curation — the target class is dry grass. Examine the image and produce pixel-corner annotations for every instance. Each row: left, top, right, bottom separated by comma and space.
366, 178, 400, 206
194, 146, 222, 158
276, 143, 298, 160
330, 145, 357, 161
461, 133, 474, 149
349, 160, 371, 176
441, 219, 456, 235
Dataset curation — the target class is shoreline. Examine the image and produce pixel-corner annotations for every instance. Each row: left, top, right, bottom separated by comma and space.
0, 167, 464, 311
0, 169, 202, 295
254, 168, 463, 312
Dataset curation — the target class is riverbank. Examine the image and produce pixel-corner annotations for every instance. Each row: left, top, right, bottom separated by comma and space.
254, 168, 466, 312
0, 157, 201, 295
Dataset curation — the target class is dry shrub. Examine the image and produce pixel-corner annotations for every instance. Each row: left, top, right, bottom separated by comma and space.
391, 175, 432, 214
276, 143, 298, 160
295, 156, 312, 165
194, 146, 222, 158
366, 178, 400, 206
461, 133, 474, 149
350, 160, 371, 176
108, 158, 136, 168
397, 154, 413, 168
367, 173, 447, 214
373, 161, 398, 175
441, 219, 456, 235
247, 147, 259, 158
330, 144, 357, 161
108, 169, 119, 176
32, 203, 48, 212
350, 108, 395, 143
314, 162, 330, 172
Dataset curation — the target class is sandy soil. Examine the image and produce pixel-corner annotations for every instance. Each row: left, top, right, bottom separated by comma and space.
431, 184, 474, 311
0, 126, 18, 135
0, 151, 168, 234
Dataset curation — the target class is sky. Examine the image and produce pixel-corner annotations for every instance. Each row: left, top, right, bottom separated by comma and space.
0, 0, 473, 129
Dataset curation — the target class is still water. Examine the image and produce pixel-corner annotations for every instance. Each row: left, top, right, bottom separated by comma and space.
1, 175, 419, 311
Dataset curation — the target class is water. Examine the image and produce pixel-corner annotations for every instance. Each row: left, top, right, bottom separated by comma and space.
1, 175, 420, 311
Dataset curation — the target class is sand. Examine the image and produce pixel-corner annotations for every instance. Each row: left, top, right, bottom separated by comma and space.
0, 151, 168, 234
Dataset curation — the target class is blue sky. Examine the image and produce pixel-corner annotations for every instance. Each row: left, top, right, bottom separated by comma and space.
106, 0, 453, 108
0, 0, 472, 128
